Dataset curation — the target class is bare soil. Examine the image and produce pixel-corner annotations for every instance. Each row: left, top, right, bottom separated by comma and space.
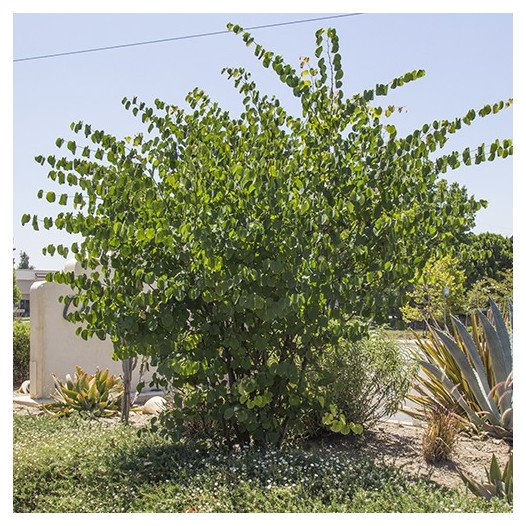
357, 420, 511, 490
13, 400, 157, 428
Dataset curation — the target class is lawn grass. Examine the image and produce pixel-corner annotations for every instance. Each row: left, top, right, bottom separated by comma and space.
13, 414, 511, 513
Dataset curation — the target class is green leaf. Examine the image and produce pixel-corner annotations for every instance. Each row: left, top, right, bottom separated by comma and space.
160, 311, 174, 332
67, 141, 76, 154
224, 406, 235, 419
145, 228, 155, 241
350, 423, 364, 435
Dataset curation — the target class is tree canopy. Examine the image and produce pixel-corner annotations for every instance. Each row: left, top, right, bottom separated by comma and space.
17, 251, 34, 270
24, 25, 513, 446
401, 254, 467, 325
459, 232, 513, 287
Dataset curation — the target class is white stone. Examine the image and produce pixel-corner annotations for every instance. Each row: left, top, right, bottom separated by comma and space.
142, 396, 167, 415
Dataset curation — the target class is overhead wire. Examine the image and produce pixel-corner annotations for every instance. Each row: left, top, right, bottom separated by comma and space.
14, 13, 364, 63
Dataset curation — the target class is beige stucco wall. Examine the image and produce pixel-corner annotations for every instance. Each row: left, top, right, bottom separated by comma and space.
29, 259, 155, 399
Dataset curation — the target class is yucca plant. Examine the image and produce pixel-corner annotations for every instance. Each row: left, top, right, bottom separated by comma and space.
458, 453, 513, 504
43, 366, 123, 417
406, 299, 512, 441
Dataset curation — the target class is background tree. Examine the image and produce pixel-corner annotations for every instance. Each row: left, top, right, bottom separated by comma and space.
13, 269, 21, 310
459, 232, 512, 287
17, 251, 34, 270
24, 25, 513, 446
466, 267, 512, 311
401, 254, 467, 326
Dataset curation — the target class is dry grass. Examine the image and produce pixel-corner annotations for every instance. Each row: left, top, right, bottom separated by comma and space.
422, 406, 459, 463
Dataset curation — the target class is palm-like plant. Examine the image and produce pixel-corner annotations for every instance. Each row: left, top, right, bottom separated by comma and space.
406, 299, 512, 441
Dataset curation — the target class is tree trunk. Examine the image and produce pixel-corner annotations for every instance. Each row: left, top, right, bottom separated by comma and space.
277, 340, 308, 449
121, 357, 133, 424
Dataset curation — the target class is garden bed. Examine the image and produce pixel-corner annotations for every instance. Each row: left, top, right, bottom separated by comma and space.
13, 412, 511, 513
340, 420, 511, 491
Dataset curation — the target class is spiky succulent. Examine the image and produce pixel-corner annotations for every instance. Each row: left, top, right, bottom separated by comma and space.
43, 366, 123, 417
458, 453, 513, 504
406, 299, 512, 441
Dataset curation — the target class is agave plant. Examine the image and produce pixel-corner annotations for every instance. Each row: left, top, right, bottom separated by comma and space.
406, 299, 512, 441
458, 453, 513, 504
43, 366, 123, 417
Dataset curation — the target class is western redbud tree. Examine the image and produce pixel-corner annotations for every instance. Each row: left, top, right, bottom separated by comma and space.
24, 25, 512, 446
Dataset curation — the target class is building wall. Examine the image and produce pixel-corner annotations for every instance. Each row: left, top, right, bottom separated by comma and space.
15, 268, 54, 316
29, 259, 155, 399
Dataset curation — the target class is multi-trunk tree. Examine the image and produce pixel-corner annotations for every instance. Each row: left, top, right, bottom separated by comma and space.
24, 25, 513, 446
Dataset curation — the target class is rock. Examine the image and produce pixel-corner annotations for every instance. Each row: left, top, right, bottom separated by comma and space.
19, 380, 30, 394
142, 396, 166, 415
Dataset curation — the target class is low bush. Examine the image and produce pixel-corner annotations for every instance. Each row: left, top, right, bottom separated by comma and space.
292, 331, 417, 440
13, 320, 30, 387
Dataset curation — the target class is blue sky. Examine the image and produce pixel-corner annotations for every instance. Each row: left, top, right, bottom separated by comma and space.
13, 12, 512, 270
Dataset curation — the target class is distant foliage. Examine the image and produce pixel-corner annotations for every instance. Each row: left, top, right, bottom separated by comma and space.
460, 233, 512, 288
13, 320, 30, 387
24, 24, 512, 446
13, 268, 21, 309
401, 255, 466, 324
17, 251, 34, 270
466, 268, 512, 311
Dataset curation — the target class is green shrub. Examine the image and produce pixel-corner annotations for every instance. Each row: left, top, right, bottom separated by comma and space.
26, 23, 510, 448
13, 320, 30, 387
292, 331, 416, 440
13, 268, 21, 309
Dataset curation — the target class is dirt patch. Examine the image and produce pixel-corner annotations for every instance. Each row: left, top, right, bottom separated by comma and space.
13, 396, 156, 427
356, 420, 512, 490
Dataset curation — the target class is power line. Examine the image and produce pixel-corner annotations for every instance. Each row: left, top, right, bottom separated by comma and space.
14, 13, 364, 63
